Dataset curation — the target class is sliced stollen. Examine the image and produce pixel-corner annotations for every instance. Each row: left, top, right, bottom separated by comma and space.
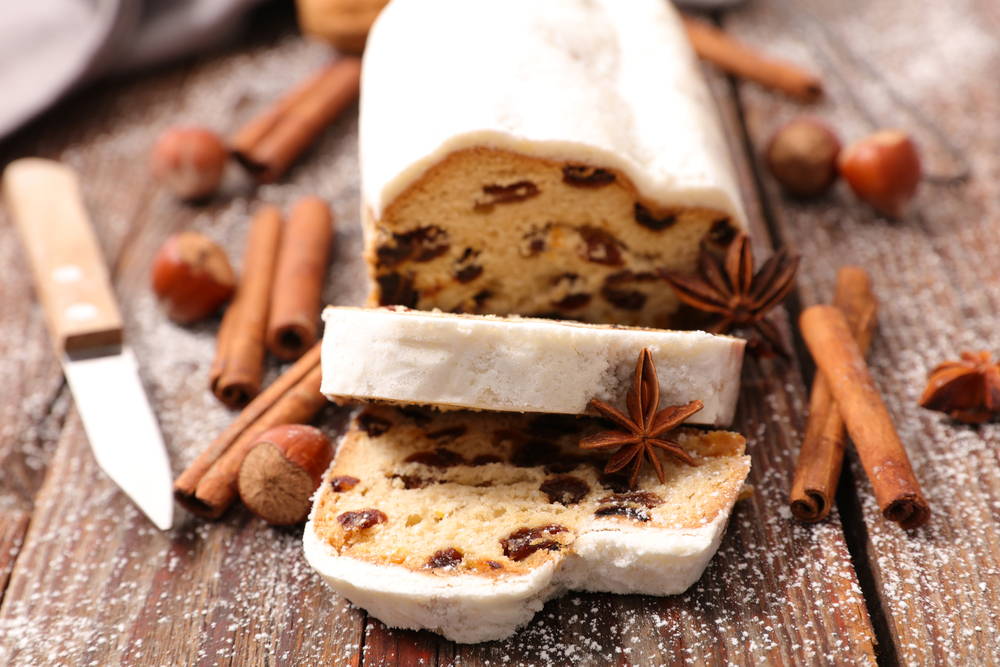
304, 405, 751, 643
320, 307, 746, 426
360, 0, 747, 327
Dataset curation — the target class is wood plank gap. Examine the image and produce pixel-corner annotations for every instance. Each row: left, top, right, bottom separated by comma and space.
0, 512, 31, 607
834, 454, 900, 667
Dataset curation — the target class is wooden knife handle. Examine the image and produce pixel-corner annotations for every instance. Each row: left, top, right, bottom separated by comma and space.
3, 158, 123, 353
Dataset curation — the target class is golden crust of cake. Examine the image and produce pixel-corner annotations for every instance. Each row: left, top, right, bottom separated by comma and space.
363, 147, 738, 327
310, 405, 750, 579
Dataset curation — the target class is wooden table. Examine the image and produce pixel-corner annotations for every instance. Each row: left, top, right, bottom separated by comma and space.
1, 2, 997, 664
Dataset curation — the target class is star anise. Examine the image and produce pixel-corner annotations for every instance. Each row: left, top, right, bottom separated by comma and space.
919, 350, 1000, 424
661, 233, 799, 356
580, 348, 702, 488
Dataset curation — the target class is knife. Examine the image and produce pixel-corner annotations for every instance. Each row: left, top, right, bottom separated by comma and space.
3, 158, 173, 530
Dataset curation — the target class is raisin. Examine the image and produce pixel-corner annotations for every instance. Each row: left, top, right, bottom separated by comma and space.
602, 286, 647, 310
553, 293, 591, 310
398, 406, 433, 425
709, 217, 736, 246
563, 165, 616, 187
330, 476, 360, 492
425, 548, 464, 569
358, 413, 392, 436
578, 226, 624, 266
473, 289, 493, 306
599, 491, 664, 508
594, 505, 651, 521
471, 454, 504, 465
520, 226, 550, 257
393, 474, 430, 489
540, 475, 591, 505
601, 271, 652, 311
455, 264, 483, 283
594, 491, 662, 522
405, 448, 465, 468
426, 425, 468, 441
500, 525, 567, 561
337, 509, 387, 531
375, 242, 412, 269
377, 273, 418, 308
634, 203, 677, 231
474, 181, 540, 212
376, 226, 450, 268
486, 560, 504, 570
599, 471, 632, 493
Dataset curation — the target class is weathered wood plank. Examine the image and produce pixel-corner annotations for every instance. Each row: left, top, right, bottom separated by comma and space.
0, 9, 367, 665
726, 0, 1000, 662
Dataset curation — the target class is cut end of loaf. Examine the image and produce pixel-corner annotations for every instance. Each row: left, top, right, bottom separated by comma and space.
304, 405, 750, 642
309, 405, 749, 577
364, 147, 739, 327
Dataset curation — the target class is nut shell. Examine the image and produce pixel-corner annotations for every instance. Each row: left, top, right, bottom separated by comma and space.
151, 232, 235, 324
765, 117, 841, 198
237, 424, 333, 525
838, 130, 921, 218
151, 126, 228, 200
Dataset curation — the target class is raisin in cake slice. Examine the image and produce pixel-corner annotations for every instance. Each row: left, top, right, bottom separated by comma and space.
361, 0, 747, 327
304, 405, 750, 643
321, 306, 745, 426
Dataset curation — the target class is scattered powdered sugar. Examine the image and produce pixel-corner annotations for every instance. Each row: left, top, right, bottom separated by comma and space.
732, 0, 1000, 660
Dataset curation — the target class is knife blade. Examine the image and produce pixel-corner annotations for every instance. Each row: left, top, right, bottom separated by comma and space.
3, 158, 173, 530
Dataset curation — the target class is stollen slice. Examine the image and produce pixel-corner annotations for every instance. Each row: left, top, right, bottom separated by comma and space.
303, 405, 750, 643
321, 306, 745, 426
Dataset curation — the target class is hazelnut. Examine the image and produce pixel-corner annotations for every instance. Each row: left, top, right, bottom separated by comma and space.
151, 232, 235, 324
150, 126, 228, 200
838, 130, 921, 218
237, 424, 333, 525
764, 117, 841, 197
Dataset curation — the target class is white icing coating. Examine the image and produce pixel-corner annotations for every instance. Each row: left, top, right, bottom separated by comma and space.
303, 510, 729, 644
360, 0, 747, 225
320, 307, 745, 426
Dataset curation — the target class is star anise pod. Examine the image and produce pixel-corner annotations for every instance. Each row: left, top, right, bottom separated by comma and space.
919, 351, 1000, 424
661, 233, 799, 356
579, 348, 702, 488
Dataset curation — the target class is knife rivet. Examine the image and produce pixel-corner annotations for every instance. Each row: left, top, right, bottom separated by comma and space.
64, 303, 98, 321
53, 265, 83, 283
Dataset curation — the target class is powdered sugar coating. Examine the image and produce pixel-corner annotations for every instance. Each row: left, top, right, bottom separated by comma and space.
361, 0, 747, 226
321, 306, 745, 425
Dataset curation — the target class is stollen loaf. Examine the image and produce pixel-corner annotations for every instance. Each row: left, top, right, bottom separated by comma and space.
321, 306, 745, 426
304, 405, 750, 643
360, 0, 747, 327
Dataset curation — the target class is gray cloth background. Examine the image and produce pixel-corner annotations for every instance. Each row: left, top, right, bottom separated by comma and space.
0, 0, 263, 139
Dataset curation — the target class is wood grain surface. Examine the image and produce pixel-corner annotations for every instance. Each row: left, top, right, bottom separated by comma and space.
0, 1, 995, 664
727, 0, 1000, 663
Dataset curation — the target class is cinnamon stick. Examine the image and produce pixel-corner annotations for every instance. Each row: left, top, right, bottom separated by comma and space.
790, 267, 877, 522
682, 16, 823, 103
267, 197, 333, 360
210, 205, 282, 408
177, 343, 327, 518
800, 305, 929, 528
230, 58, 362, 183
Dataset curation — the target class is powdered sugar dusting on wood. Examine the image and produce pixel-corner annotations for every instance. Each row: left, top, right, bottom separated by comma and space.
732, 0, 1000, 660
